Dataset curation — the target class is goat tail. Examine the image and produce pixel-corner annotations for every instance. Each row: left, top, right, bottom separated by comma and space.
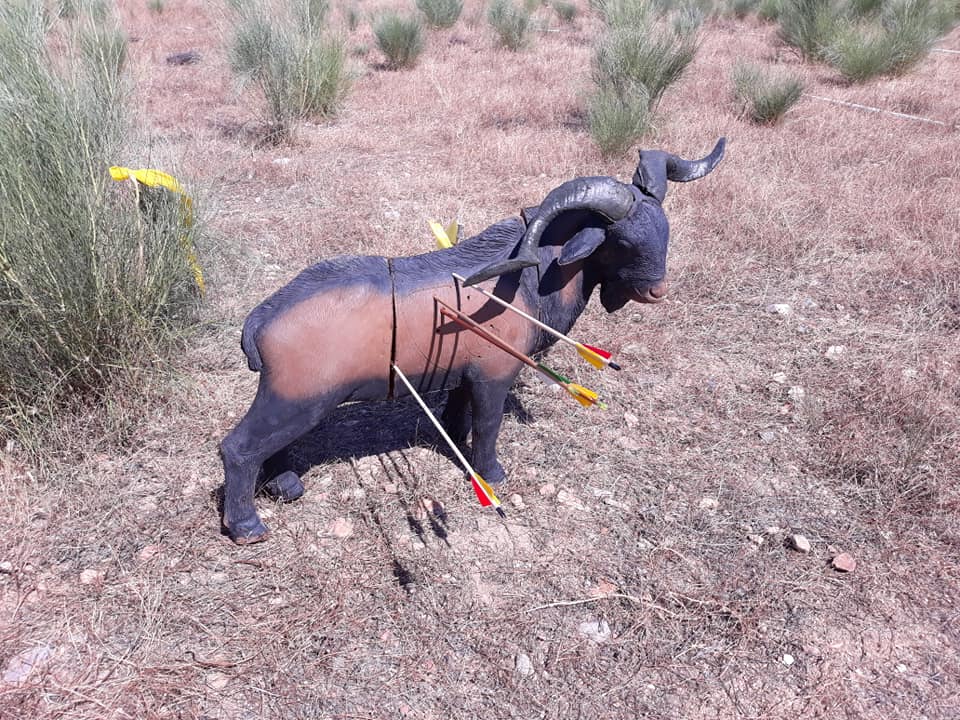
240, 312, 265, 372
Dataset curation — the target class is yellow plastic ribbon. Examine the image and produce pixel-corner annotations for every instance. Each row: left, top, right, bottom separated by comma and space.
110, 165, 204, 294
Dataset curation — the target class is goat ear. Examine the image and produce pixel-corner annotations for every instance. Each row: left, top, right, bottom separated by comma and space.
558, 226, 606, 266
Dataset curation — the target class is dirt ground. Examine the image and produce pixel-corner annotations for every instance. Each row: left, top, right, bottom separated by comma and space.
2, 1, 959, 718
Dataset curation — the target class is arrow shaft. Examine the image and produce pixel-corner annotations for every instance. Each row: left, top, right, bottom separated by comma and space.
452, 273, 617, 370
437, 300, 603, 408
436, 298, 600, 404
437, 301, 540, 372
393, 364, 503, 513
452, 272, 577, 350
391, 363, 479, 479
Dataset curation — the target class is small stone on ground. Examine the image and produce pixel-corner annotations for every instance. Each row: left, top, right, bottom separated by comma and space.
329, 518, 354, 539
831, 552, 857, 572
578, 619, 612, 643
515, 652, 534, 676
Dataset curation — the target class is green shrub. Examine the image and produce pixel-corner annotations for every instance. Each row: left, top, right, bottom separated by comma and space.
294, 0, 329, 31
373, 12, 425, 68
777, 0, 843, 59
59, 0, 80, 17
588, 1, 701, 154
487, 0, 532, 50
596, 0, 652, 27
757, 0, 782, 20
0, 1, 202, 434
553, 0, 579, 20
778, 0, 954, 77
416, 0, 464, 28
78, 15, 128, 85
593, 8, 701, 110
728, 0, 760, 17
824, 0, 942, 80
587, 83, 653, 155
146, 0, 165, 13
346, 5, 360, 31
228, 0, 350, 138
731, 62, 804, 123
848, 0, 884, 16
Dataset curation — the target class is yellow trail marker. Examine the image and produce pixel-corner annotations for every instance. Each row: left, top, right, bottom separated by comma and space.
110, 165, 204, 295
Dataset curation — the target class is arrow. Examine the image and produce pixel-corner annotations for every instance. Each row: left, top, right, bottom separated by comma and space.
429, 219, 460, 249
451, 273, 620, 371
436, 299, 606, 410
391, 363, 506, 517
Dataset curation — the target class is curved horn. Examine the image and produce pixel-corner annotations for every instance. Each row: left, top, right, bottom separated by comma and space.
461, 176, 634, 286
633, 137, 726, 204
523, 175, 635, 250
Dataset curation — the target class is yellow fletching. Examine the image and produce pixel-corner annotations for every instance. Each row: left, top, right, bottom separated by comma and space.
445, 219, 459, 245
110, 166, 184, 194
430, 220, 453, 249
430, 219, 460, 249
473, 473, 502, 506
576, 344, 607, 369
568, 383, 605, 409
133, 169, 183, 194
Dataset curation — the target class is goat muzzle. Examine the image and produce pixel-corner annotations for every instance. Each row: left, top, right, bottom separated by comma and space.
635, 280, 668, 304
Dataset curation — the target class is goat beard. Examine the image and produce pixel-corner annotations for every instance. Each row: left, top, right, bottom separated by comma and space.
599, 283, 630, 313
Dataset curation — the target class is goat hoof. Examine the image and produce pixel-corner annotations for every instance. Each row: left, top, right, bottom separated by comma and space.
477, 460, 507, 484
228, 516, 270, 544
264, 471, 305, 502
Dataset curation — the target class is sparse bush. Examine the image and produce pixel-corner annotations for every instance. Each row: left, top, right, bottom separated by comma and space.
294, 0, 329, 31
228, 0, 350, 138
588, 1, 701, 154
824, 0, 945, 81
587, 82, 653, 155
684, 0, 718, 17
373, 12, 425, 68
417, 0, 463, 28
777, 0, 842, 59
595, 0, 651, 26
487, 0, 532, 50
346, 5, 360, 30
848, 0, 884, 16
594, 12, 701, 110
78, 14, 128, 85
553, 0, 579, 20
147, 0, 165, 13
728, 0, 760, 17
0, 1, 202, 437
59, 0, 80, 18
731, 62, 804, 123
757, 0, 782, 19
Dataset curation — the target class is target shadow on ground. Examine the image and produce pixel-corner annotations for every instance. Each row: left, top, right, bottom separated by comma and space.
264, 389, 533, 590
276, 389, 533, 474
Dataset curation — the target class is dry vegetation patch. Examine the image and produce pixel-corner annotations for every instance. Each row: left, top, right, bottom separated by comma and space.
2, 2, 959, 718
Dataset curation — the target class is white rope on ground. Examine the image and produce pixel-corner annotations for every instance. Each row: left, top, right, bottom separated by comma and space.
806, 94, 953, 128
932, 48, 960, 54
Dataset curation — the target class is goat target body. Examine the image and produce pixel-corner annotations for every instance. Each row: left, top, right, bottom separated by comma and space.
220, 140, 726, 543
